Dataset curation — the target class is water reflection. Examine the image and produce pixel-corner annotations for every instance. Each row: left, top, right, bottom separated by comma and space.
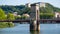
30, 31, 40, 34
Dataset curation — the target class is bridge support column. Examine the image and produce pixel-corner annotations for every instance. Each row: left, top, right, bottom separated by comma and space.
36, 20, 40, 31
30, 20, 37, 31
30, 20, 40, 31
30, 3, 40, 31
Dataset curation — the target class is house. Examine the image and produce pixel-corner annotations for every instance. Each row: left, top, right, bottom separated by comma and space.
13, 12, 18, 16
23, 14, 30, 18
54, 12, 60, 19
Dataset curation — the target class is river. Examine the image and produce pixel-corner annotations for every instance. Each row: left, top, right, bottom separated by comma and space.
0, 23, 60, 34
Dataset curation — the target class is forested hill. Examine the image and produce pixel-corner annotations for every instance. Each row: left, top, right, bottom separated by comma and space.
40, 3, 60, 13
0, 3, 60, 15
0, 5, 26, 14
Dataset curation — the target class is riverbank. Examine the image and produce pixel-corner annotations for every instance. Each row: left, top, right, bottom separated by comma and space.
0, 22, 14, 28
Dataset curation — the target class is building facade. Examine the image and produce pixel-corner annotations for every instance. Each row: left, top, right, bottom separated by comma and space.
25, 2, 46, 8
37, 2, 46, 7
13, 12, 18, 16
25, 3, 31, 8
54, 12, 60, 19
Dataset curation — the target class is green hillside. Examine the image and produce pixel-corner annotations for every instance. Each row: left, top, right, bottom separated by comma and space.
0, 3, 60, 19
0, 3, 60, 14
40, 3, 60, 13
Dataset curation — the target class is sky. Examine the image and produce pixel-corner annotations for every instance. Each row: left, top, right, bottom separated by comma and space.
0, 0, 60, 8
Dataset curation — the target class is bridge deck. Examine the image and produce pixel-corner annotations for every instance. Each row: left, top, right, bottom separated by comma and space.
0, 19, 60, 22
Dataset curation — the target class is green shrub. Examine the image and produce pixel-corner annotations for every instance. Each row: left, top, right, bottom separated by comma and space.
0, 22, 14, 28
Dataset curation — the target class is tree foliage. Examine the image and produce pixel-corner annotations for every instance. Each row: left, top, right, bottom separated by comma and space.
0, 8, 6, 20
7, 13, 15, 20
40, 13, 54, 19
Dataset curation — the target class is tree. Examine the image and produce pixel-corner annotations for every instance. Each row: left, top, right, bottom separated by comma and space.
18, 7, 31, 15
40, 13, 54, 19
7, 13, 15, 20
0, 8, 6, 20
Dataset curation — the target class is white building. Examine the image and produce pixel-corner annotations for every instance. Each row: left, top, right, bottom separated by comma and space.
54, 12, 60, 19
13, 12, 18, 16
25, 3, 31, 8
37, 2, 46, 7
25, 2, 46, 8
23, 14, 30, 18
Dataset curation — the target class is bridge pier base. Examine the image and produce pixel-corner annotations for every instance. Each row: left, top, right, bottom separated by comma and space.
36, 20, 40, 31
30, 20, 40, 31
30, 20, 37, 31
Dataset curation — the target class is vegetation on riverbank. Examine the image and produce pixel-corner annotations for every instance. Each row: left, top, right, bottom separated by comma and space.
40, 13, 54, 19
0, 22, 14, 28
0, 8, 15, 28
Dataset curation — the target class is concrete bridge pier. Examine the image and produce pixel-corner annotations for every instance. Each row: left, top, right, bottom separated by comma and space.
30, 20, 40, 31
30, 20, 37, 31
30, 3, 40, 31
36, 20, 40, 31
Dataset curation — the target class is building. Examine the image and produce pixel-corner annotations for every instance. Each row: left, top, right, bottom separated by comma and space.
13, 12, 18, 16
23, 14, 30, 17
25, 2, 46, 8
54, 12, 60, 19
25, 3, 31, 8
37, 2, 46, 7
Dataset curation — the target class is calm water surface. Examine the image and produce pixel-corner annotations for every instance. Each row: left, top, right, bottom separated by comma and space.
0, 23, 60, 34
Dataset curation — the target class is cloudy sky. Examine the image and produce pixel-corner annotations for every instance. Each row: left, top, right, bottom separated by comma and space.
0, 0, 60, 8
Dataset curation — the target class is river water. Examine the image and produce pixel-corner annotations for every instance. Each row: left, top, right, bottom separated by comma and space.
0, 23, 60, 34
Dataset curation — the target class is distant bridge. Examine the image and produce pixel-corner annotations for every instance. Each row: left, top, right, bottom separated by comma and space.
0, 19, 60, 23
